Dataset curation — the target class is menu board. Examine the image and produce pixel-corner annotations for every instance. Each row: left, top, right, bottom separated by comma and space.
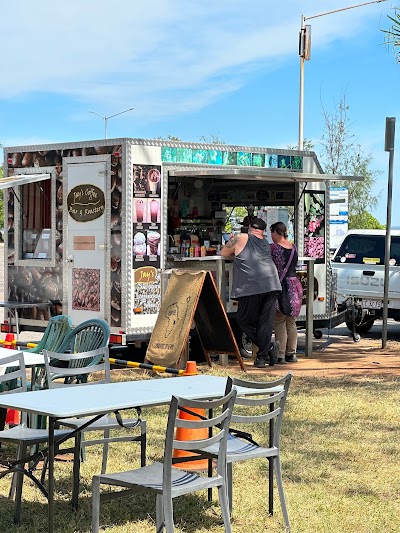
132, 164, 161, 268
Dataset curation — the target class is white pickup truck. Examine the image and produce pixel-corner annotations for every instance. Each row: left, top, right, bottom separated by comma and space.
331, 229, 400, 333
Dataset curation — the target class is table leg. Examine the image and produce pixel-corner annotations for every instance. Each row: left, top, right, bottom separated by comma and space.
14, 309, 20, 339
72, 432, 82, 510
48, 417, 55, 533
269, 403, 274, 515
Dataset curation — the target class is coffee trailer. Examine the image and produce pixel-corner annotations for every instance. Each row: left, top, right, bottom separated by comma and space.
2, 138, 360, 350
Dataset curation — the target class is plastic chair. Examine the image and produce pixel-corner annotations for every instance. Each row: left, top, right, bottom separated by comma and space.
45, 318, 111, 386
27, 314, 73, 355
43, 346, 146, 507
195, 373, 292, 530
91, 386, 237, 533
26, 314, 72, 393
0, 351, 72, 525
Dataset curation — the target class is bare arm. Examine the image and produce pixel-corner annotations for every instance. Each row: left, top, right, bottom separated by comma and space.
220, 233, 242, 258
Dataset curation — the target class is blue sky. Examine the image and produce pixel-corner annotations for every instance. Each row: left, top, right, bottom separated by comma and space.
0, 0, 399, 225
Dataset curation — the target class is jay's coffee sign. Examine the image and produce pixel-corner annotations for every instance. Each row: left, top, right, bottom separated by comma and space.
67, 184, 105, 222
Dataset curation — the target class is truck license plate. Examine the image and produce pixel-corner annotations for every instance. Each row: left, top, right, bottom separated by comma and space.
362, 300, 382, 309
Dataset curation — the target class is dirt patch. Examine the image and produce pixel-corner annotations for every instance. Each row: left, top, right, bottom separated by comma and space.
213, 333, 400, 379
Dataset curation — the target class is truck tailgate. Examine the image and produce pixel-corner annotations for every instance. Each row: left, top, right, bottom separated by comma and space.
334, 263, 400, 306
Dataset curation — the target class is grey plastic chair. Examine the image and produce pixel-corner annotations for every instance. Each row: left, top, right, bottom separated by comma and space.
43, 346, 146, 508
196, 373, 292, 530
0, 351, 72, 525
92, 386, 237, 533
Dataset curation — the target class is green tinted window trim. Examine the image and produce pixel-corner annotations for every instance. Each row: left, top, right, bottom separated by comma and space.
160, 147, 303, 169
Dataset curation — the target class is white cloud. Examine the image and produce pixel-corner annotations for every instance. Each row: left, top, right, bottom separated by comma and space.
0, 0, 388, 120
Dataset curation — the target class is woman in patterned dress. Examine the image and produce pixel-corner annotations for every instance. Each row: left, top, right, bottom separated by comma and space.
270, 222, 303, 363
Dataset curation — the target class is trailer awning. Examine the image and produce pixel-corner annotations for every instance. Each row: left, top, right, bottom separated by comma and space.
0, 173, 51, 190
168, 168, 363, 182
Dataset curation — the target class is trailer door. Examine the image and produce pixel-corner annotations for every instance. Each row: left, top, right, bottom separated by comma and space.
64, 160, 108, 325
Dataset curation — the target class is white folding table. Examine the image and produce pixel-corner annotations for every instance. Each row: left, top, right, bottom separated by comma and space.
0, 375, 283, 532
0, 348, 44, 374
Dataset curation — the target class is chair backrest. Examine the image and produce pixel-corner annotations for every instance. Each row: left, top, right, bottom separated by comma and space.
164, 387, 237, 484
227, 373, 292, 448
0, 352, 28, 425
57, 318, 110, 355
43, 346, 111, 389
27, 315, 73, 354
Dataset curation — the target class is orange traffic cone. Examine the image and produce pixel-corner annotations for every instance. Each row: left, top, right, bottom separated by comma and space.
6, 409, 20, 427
4, 333, 15, 349
172, 361, 209, 471
4, 333, 20, 426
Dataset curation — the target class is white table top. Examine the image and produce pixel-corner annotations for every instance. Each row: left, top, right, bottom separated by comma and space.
0, 347, 44, 375
0, 375, 282, 419
0, 301, 50, 309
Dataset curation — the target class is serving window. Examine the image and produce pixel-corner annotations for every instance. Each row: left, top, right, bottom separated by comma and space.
15, 176, 56, 265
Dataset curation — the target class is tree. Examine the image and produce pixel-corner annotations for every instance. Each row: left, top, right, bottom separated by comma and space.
199, 134, 226, 145
350, 210, 385, 229
287, 139, 314, 151
382, 7, 400, 63
319, 92, 382, 229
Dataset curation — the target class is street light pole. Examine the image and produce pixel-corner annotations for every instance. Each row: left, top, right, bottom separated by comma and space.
298, 0, 388, 150
298, 15, 306, 150
89, 107, 134, 139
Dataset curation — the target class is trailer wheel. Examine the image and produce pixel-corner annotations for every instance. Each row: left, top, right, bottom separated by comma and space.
352, 333, 361, 342
313, 329, 323, 339
345, 318, 375, 334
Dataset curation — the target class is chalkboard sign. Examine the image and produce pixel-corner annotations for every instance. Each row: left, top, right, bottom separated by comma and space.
146, 270, 244, 370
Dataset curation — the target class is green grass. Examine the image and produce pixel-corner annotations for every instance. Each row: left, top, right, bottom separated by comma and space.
1, 367, 399, 532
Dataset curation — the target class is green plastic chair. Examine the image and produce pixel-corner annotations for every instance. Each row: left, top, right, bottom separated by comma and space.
27, 315, 73, 355
56, 318, 111, 382
42, 318, 110, 392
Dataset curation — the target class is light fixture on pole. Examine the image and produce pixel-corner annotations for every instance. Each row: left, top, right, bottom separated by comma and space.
298, 0, 388, 150
89, 107, 134, 139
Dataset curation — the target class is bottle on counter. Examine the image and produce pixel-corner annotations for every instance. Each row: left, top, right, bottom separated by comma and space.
189, 246, 195, 257
181, 241, 186, 258
195, 244, 201, 257
201, 245, 206, 257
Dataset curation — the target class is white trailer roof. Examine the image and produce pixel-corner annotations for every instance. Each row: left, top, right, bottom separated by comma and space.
168, 168, 363, 182
0, 173, 51, 190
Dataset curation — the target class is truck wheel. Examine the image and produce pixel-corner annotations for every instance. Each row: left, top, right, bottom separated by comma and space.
345, 318, 375, 334
239, 333, 253, 358
230, 319, 253, 358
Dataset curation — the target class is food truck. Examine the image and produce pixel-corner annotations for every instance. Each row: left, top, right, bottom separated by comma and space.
1, 138, 359, 352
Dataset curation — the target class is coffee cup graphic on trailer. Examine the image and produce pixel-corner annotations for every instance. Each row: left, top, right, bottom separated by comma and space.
147, 231, 160, 256
147, 169, 160, 194
133, 232, 147, 256
150, 199, 160, 223
134, 199, 146, 223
